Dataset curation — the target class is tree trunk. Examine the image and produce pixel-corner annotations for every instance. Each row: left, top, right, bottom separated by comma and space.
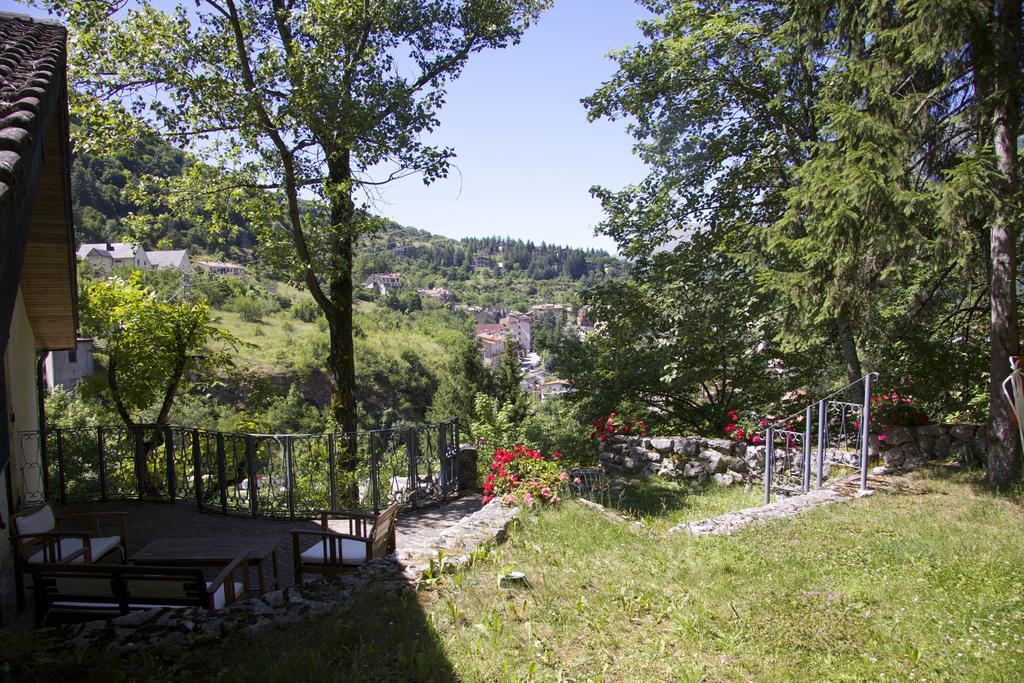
326, 154, 358, 437
983, 0, 1022, 491
836, 311, 863, 385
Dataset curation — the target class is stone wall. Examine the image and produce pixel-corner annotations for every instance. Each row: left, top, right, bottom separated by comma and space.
597, 423, 986, 483
597, 435, 759, 486
873, 423, 986, 470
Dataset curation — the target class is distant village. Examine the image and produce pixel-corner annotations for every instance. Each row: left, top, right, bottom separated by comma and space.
49, 245, 589, 405
360, 271, 593, 402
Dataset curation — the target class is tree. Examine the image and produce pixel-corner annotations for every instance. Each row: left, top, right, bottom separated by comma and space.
43, 0, 549, 434
774, 0, 1022, 488
427, 331, 493, 432
551, 239, 796, 434
493, 336, 529, 420
81, 275, 237, 429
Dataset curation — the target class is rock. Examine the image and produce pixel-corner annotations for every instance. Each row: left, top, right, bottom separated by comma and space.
264, 589, 287, 608
650, 438, 674, 453
681, 461, 704, 479
707, 439, 735, 455
888, 426, 913, 446
712, 472, 737, 486
675, 438, 703, 457
160, 631, 188, 650
916, 424, 944, 437
728, 458, 748, 474
699, 450, 729, 474
933, 434, 951, 458
949, 424, 976, 441
112, 608, 163, 627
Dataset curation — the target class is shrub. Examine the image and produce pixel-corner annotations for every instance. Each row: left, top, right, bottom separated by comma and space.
234, 296, 263, 323
292, 298, 321, 323
589, 412, 649, 442
482, 445, 567, 507
872, 391, 929, 427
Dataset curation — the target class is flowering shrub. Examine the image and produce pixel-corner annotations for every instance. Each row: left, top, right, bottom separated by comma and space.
871, 392, 929, 427
722, 410, 769, 444
482, 445, 567, 507
589, 412, 649, 442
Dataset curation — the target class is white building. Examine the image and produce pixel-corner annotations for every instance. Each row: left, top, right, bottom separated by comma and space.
43, 338, 95, 393
77, 242, 151, 271
194, 259, 245, 278
362, 272, 402, 295
501, 312, 533, 353
147, 249, 191, 273
417, 287, 454, 302
540, 379, 573, 402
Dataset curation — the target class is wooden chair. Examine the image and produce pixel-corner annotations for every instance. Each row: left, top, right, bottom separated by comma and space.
32, 552, 249, 627
290, 502, 399, 584
10, 504, 128, 610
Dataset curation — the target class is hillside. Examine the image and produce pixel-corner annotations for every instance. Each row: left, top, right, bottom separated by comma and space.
71, 129, 623, 312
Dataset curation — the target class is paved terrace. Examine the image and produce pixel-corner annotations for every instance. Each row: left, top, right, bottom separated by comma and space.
0, 496, 482, 632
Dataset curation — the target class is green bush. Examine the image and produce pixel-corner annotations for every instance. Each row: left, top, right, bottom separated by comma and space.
233, 296, 263, 322
292, 298, 321, 322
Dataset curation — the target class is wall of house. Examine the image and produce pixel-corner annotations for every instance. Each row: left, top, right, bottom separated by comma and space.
44, 339, 94, 392
2, 289, 40, 569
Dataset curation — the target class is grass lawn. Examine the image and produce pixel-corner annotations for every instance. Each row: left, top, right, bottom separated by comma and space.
7, 469, 1024, 681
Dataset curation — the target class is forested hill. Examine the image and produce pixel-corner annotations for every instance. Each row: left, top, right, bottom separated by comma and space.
71, 129, 621, 286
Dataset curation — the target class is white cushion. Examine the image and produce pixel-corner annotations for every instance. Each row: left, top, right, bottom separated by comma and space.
16, 506, 55, 536
51, 582, 245, 611
28, 536, 122, 564
209, 581, 246, 609
300, 538, 367, 566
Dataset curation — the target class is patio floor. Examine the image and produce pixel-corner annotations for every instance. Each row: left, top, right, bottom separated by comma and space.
0, 495, 482, 633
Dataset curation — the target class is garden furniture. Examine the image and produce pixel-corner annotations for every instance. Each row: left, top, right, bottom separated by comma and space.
290, 502, 399, 583
10, 503, 128, 610
31, 552, 249, 627
132, 536, 280, 594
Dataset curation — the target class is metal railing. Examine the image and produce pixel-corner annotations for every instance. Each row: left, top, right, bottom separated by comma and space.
16, 419, 460, 519
763, 374, 877, 503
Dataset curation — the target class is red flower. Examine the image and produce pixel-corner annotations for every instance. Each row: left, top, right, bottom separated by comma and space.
730, 414, 739, 422
724, 424, 736, 433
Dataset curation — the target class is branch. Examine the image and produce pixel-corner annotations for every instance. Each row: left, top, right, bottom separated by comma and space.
219, 0, 341, 318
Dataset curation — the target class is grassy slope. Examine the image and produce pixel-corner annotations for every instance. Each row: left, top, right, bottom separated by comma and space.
9, 470, 1024, 681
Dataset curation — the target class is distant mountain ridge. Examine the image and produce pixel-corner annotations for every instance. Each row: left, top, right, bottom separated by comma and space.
71, 128, 621, 286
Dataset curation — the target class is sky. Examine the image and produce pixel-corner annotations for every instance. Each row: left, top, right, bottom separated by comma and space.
8, 0, 654, 253
367, 0, 654, 253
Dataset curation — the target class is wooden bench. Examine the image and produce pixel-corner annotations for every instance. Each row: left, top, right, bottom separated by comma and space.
31, 553, 250, 627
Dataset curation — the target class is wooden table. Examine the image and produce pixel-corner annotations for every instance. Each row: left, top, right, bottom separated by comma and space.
132, 537, 281, 594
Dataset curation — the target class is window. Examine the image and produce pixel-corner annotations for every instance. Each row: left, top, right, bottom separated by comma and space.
68, 349, 77, 363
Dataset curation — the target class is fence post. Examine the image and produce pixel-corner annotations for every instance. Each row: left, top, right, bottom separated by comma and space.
56, 429, 66, 505
328, 436, 338, 514
764, 426, 773, 505
453, 417, 460, 487
438, 422, 448, 498
407, 427, 418, 503
216, 432, 227, 514
192, 429, 202, 510
816, 400, 826, 489
284, 436, 296, 521
860, 373, 873, 492
246, 434, 258, 518
97, 427, 107, 502
133, 426, 146, 499
802, 406, 812, 493
165, 427, 176, 503
370, 433, 380, 514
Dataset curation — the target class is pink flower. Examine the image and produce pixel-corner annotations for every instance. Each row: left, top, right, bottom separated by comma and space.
559, 472, 569, 481
572, 477, 582, 485
540, 487, 552, 496
752, 435, 762, 444
878, 434, 888, 442
758, 419, 768, 428
523, 493, 535, 506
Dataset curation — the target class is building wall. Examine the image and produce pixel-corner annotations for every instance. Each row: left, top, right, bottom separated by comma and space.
44, 338, 94, 392
2, 289, 40, 569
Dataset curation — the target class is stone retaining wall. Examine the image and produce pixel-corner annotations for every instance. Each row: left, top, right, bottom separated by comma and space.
874, 423, 986, 470
597, 435, 759, 486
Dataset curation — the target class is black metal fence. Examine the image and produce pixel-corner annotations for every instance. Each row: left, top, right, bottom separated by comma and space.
16, 419, 460, 519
